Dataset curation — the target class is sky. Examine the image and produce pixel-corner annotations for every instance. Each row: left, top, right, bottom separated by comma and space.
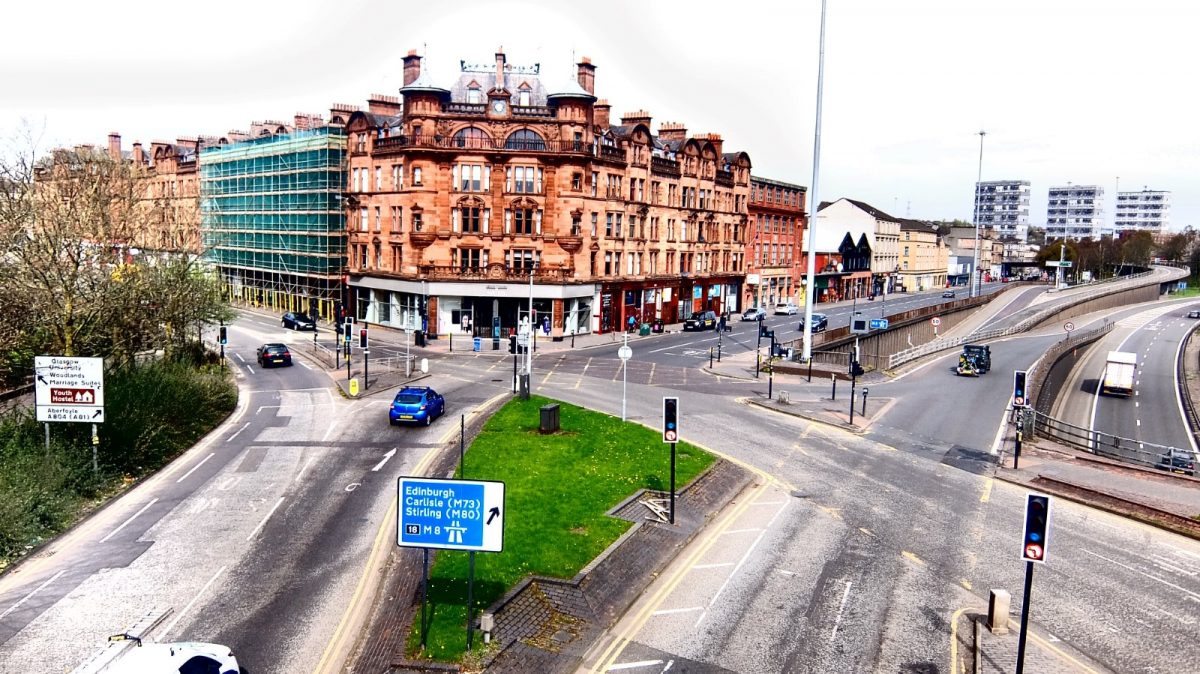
3, 0, 1198, 230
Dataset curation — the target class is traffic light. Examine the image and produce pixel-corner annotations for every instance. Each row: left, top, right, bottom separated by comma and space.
1021, 493, 1051, 563
218, 326, 227, 345
851, 361, 865, 377
1013, 370, 1028, 408
663, 397, 679, 443
359, 328, 368, 349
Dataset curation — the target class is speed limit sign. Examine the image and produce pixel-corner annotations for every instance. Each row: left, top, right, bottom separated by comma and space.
931, 317, 942, 327
1064, 321, 1075, 332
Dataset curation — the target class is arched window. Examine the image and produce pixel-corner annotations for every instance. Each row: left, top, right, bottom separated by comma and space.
454, 127, 491, 149
505, 129, 545, 151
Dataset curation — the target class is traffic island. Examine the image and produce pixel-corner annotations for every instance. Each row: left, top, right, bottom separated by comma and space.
384, 395, 750, 672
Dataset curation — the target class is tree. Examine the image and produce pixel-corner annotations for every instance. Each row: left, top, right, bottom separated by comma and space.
1157, 232, 1192, 263
0, 130, 228, 384
1120, 230, 1155, 266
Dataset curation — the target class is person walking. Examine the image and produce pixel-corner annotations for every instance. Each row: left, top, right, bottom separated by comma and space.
627, 314, 637, 333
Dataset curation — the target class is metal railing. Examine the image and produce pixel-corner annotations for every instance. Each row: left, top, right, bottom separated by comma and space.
886, 269, 1162, 369
1030, 409, 1181, 470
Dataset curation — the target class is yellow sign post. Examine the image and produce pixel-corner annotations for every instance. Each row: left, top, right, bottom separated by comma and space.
349, 378, 360, 397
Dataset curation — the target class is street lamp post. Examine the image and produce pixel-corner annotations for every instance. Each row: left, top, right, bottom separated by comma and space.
972, 130, 986, 298
802, 0, 829, 363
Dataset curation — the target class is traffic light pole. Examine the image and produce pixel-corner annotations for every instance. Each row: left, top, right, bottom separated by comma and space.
1015, 560, 1034, 674
670, 442, 676, 525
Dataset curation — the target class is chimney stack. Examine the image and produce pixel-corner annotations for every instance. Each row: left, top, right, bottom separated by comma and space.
576, 56, 595, 94
107, 132, 121, 161
698, 132, 724, 157
133, 142, 144, 165
620, 110, 652, 128
402, 50, 422, 86
367, 94, 402, 116
495, 49, 507, 90
594, 100, 611, 129
658, 122, 688, 142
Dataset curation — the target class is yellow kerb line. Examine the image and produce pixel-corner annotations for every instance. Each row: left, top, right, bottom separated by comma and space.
949, 606, 967, 674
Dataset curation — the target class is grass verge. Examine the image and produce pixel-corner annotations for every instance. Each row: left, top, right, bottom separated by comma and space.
407, 395, 714, 662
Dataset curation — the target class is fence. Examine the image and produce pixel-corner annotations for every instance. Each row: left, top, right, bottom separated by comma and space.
1030, 409, 1178, 469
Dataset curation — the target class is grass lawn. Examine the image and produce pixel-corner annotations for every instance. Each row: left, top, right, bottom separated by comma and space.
406, 394, 715, 662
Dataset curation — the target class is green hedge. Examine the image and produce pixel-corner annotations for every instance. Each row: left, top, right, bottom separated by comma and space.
0, 354, 236, 569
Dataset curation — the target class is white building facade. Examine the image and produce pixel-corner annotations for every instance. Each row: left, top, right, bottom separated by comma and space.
1046, 184, 1105, 240
1115, 189, 1170, 236
975, 180, 1030, 241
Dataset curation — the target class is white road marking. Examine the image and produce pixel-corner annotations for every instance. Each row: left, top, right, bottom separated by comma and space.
245, 365, 255, 374
227, 422, 252, 442
720, 528, 763, 536
651, 606, 703, 616
321, 419, 339, 443
696, 526, 770, 627
246, 496, 286, 541
372, 448, 397, 472
175, 453, 214, 483
608, 661, 664, 671
159, 565, 227, 639
830, 581, 854, 642
218, 476, 240, 491
235, 353, 245, 363
295, 456, 316, 483
1083, 549, 1200, 601
692, 562, 735, 570
0, 570, 65, 620
100, 498, 159, 543
298, 360, 314, 370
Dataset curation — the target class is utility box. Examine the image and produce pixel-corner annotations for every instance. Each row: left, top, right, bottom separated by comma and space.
414, 330, 426, 347
539, 404, 560, 433
988, 589, 1011, 634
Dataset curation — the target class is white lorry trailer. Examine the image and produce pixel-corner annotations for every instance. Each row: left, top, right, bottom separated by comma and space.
1101, 351, 1138, 397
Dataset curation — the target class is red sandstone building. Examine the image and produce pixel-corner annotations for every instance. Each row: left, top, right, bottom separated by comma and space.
344, 50, 751, 338
746, 176, 807, 309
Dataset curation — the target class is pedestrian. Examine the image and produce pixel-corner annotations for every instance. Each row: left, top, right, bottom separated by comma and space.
627, 315, 636, 333
717, 313, 726, 333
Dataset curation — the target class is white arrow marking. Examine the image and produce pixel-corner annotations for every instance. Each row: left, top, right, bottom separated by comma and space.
372, 448, 397, 472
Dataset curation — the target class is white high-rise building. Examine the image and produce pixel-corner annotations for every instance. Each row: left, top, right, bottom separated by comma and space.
974, 180, 1031, 241
1046, 184, 1105, 240
1115, 189, 1170, 236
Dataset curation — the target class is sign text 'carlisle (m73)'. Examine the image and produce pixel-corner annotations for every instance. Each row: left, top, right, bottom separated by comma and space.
397, 477, 506, 552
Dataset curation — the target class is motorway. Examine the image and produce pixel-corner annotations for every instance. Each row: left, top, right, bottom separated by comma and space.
4, 287, 1200, 673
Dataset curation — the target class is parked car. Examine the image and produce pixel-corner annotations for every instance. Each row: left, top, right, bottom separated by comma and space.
104, 637, 240, 674
282, 311, 316, 330
684, 311, 719, 331
1188, 309, 1200, 319
256, 343, 292, 368
741, 307, 766, 321
390, 386, 446, 426
798, 313, 828, 332
942, 290, 957, 298
774, 302, 799, 315
1157, 448, 1195, 476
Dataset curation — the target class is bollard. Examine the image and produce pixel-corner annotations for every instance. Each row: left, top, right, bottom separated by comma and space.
807, 357, 813, 383
988, 589, 1011, 634
861, 387, 868, 415
710, 347, 714, 368
449, 333, 453, 353
831, 374, 837, 400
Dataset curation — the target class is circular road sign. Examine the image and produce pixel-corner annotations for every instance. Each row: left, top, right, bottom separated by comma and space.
1064, 321, 1075, 332
1014, 396, 1025, 407
931, 317, 942, 327
618, 345, 633, 361
664, 430, 678, 442
1024, 543, 1044, 561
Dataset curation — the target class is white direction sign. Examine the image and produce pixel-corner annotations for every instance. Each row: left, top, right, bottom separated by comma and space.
617, 345, 633, 361
34, 356, 105, 423
397, 477, 506, 552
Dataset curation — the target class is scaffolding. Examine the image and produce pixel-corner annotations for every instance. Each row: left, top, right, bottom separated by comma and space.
200, 127, 347, 319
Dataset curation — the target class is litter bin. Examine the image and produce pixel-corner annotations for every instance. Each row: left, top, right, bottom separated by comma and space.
473, 337, 482, 352
652, 320, 664, 333
539, 403, 560, 434
639, 323, 651, 337
414, 330, 426, 347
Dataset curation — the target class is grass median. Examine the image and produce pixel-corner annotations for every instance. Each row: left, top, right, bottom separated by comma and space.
407, 394, 714, 663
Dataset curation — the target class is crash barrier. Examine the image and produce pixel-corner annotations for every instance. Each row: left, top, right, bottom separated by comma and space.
1026, 320, 1114, 416
885, 268, 1174, 370
1177, 326, 1200, 445
1029, 408, 1182, 470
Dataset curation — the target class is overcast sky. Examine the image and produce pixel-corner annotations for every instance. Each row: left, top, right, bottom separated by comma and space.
3, 0, 1197, 229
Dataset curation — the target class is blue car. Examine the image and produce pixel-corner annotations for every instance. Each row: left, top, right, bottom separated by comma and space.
389, 386, 446, 426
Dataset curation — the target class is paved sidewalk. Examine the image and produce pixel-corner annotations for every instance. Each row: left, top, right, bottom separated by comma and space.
953, 610, 1109, 674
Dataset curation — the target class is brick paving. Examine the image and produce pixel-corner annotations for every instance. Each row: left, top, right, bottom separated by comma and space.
958, 611, 1106, 674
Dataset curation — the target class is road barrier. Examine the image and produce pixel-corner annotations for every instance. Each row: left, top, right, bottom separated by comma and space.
1029, 409, 1180, 470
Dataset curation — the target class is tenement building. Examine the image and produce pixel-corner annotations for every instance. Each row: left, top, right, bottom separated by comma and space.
344, 49, 751, 338
1046, 184, 1105, 240
1114, 189, 1170, 236
974, 179, 1030, 242
747, 176, 807, 309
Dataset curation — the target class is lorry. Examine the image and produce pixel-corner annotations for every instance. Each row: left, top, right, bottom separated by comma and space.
955, 344, 992, 376
1101, 351, 1138, 397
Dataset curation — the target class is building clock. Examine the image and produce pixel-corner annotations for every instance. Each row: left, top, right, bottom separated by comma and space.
491, 99, 507, 115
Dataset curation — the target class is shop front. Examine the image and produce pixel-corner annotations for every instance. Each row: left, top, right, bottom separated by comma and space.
597, 276, 743, 334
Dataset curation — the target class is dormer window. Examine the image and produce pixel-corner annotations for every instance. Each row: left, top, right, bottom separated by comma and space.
518, 89, 531, 106
467, 86, 482, 104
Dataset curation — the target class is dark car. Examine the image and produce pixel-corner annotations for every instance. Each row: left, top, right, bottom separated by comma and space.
282, 312, 316, 330
942, 290, 956, 298
256, 343, 292, 368
1157, 448, 1195, 476
683, 311, 719, 331
798, 313, 828, 333
390, 386, 446, 426
1188, 310, 1200, 319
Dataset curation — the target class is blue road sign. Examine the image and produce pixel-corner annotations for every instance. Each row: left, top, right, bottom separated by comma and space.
397, 477, 506, 552
869, 318, 889, 330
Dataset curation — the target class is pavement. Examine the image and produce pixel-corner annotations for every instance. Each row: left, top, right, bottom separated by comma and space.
235, 290, 1200, 673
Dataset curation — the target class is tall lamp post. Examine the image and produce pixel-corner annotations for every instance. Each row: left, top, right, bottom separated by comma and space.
972, 130, 986, 298
801, 0, 829, 363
